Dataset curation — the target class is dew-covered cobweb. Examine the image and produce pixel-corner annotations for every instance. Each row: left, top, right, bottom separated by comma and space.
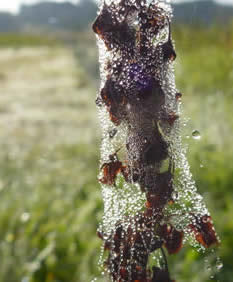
93, 0, 220, 281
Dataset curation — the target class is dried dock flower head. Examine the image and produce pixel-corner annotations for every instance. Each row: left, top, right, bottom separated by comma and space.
93, 0, 219, 281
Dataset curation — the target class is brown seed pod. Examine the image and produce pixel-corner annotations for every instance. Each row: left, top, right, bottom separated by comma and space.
93, 3, 136, 54
161, 21, 176, 62
152, 266, 175, 282
100, 78, 126, 126
157, 224, 184, 255
99, 152, 126, 186
189, 215, 219, 248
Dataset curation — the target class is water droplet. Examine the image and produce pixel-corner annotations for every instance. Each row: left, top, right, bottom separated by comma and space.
109, 128, 117, 139
134, 19, 139, 25
216, 259, 223, 270
21, 212, 30, 223
192, 130, 201, 140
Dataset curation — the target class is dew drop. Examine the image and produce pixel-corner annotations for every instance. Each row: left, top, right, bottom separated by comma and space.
133, 19, 139, 25
21, 212, 30, 223
109, 128, 117, 139
192, 130, 201, 140
216, 259, 223, 270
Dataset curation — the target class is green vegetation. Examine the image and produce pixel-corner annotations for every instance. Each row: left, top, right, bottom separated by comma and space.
0, 25, 232, 282
0, 33, 59, 48
172, 24, 233, 282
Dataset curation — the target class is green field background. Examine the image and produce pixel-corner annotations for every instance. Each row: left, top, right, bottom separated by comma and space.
0, 23, 232, 282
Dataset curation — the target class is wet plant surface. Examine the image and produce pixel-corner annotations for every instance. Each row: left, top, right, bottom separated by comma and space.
93, 0, 222, 281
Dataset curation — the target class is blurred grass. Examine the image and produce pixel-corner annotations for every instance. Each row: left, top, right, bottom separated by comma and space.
171, 24, 233, 282
0, 33, 59, 48
0, 24, 232, 282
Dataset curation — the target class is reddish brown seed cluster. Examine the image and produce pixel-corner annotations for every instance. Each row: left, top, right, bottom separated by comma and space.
189, 215, 219, 249
99, 152, 128, 186
93, 0, 219, 281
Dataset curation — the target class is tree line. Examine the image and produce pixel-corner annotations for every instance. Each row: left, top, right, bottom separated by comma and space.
0, 0, 232, 33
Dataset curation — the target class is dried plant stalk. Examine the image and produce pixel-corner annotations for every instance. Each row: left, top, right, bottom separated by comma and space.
93, 1, 219, 281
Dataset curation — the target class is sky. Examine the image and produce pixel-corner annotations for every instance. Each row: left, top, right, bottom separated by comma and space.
0, 0, 232, 14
